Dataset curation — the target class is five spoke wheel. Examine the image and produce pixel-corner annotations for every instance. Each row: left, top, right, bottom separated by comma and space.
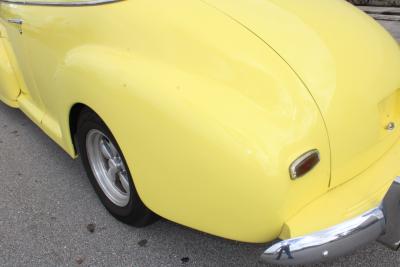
77, 109, 156, 226
86, 129, 131, 207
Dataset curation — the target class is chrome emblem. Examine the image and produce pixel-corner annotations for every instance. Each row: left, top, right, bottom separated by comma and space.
385, 122, 396, 131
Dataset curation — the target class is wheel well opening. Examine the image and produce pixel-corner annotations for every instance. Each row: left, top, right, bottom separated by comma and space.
69, 103, 88, 153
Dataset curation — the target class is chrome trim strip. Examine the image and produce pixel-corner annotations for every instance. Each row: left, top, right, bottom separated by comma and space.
7, 18, 23, 24
261, 177, 400, 265
0, 0, 122, 6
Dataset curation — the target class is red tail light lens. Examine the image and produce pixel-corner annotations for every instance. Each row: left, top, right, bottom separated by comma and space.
289, 149, 320, 180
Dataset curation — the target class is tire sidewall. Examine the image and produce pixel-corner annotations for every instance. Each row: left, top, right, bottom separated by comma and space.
76, 112, 148, 222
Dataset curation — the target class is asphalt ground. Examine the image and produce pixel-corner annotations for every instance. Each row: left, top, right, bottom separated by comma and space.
1, 10, 400, 267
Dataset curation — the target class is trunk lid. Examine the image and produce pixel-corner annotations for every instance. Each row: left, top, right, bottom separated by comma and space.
204, 0, 400, 187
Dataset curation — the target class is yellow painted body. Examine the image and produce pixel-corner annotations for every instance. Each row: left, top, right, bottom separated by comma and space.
0, 0, 399, 243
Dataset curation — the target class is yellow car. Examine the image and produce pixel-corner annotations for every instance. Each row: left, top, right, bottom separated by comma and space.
0, 0, 399, 265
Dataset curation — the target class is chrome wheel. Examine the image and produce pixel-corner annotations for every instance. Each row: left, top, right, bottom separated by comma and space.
86, 129, 131, 207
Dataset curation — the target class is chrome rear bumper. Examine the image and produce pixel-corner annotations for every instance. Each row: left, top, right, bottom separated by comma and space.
261, 177, 400, 265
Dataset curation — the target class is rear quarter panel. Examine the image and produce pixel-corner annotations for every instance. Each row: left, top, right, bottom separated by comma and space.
203, 0, 400, 187
7, 0, 330, 242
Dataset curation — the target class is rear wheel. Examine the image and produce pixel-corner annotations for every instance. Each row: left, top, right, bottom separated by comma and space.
76, 109, 156, 227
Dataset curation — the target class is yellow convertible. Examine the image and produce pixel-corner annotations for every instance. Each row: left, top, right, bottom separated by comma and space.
0, 0, 400, 264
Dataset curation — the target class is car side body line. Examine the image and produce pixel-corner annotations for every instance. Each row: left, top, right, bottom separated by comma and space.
0, 0, 123, 7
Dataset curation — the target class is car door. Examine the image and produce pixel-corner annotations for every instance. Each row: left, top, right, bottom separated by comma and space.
0, 1, 45, 124
0, 0, 121, 144
0, 21, 20, 107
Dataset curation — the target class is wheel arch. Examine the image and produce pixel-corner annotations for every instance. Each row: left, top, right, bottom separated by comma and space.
68, 103, 93, 155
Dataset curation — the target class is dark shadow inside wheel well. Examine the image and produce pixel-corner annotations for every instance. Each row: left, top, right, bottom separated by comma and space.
69, 103, 89, 153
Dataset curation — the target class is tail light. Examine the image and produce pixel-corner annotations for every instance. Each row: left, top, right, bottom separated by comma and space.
289, 149, 320, 180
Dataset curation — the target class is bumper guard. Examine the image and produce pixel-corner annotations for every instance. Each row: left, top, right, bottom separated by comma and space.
261, 177, 400, 265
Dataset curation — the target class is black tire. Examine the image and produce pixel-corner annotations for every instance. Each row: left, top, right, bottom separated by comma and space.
76, 108, 157, 227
